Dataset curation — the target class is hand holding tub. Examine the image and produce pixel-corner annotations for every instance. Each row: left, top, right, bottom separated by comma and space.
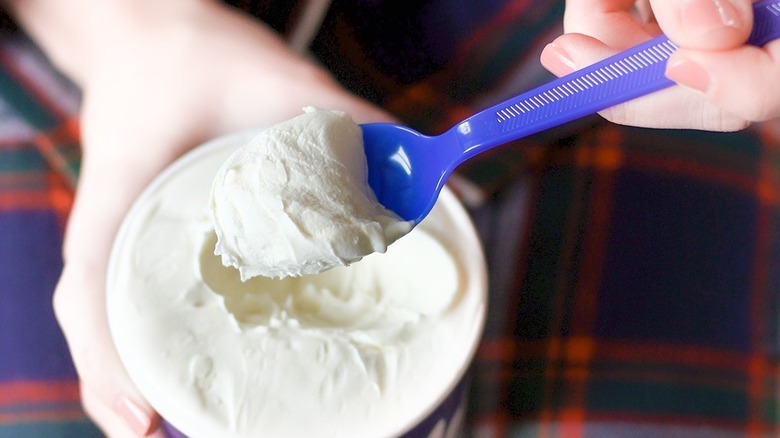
541, 0, 780, 130
3, 0, 391, 436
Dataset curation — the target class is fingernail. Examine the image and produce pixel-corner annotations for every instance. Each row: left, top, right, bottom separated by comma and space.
681, 0, 741, 34
543, 43, 577, 75
666, 57, 710, 93
634, 0, 655, 24
115, 397, 158, 436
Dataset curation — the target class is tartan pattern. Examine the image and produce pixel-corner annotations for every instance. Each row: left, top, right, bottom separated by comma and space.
0, 32, 99, 438
469, 124, 780, 437
2, 1, 780, 437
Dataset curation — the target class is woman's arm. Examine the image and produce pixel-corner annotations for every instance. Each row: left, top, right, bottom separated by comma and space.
3, 1, 391, 436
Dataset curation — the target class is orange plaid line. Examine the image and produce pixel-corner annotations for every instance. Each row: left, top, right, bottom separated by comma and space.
0, 172, 74, 215
479, 352, 760, 404
0, 381, 80, 406
757, 120, 780, 148
558, 408, 586, 438
481, 338, 755, 372
746, 357, 771, 437
596, 341, 749, 371
535, 408, 587, 438
745, 143, 774, 437
0, 190, 52, 210
476, 338, 520, 361
0, 409, 85, 425
45, 170, 75, 228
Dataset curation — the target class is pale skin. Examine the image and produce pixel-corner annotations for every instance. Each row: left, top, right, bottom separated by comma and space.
540, 0, 780, 131
3, 0, 778, 436
3, 1, 391, 436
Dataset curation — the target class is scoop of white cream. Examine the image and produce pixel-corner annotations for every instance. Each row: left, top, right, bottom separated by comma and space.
209, 107, 412, 280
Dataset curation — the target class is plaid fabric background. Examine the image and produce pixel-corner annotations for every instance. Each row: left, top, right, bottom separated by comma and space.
468, 123, 780, 438
3, 0, 780, 437
0, 32, 97, 437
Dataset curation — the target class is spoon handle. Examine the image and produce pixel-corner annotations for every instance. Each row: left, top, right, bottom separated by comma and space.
453, 0, 780, 160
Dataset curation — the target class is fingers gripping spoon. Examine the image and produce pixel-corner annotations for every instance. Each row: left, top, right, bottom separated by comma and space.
362, 0, 780, 223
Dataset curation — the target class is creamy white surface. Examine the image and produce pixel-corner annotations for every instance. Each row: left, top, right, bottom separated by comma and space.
107, 133, 486, 438
209, 107, 412, 280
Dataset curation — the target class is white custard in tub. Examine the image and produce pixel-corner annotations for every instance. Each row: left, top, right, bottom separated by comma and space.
107, 116, 486, 438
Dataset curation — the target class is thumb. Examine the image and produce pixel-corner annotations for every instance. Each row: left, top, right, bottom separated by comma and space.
650, 0, 754, 49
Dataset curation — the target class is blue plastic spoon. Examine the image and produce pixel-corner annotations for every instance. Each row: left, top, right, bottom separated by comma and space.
362, 0, 780, 223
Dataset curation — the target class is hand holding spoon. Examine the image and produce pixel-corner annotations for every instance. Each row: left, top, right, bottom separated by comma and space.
361, 0, 780, 223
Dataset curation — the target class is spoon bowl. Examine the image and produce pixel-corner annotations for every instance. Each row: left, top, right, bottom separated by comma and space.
362, 0, 780, 224
361, 123, 458, 223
